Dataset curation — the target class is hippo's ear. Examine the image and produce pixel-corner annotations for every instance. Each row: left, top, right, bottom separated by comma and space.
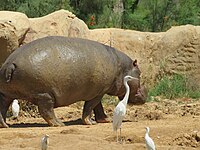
133, 59, 137, 67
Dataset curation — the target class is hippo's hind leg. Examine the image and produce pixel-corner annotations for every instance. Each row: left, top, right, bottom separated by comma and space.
82, 95, 103, 125
37, 93, 64, 127
0, 94, 12, 128
94, 102, 110, 123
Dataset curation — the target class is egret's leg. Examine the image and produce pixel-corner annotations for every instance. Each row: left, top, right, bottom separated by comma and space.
120, 128, 122, 144
116, 130, 119, 143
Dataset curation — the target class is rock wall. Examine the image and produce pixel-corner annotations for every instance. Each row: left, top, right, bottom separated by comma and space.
0, 10, 200, 87
149, 26, 200, 87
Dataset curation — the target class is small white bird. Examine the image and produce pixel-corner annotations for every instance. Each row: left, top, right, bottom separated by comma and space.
11, 99, 20, 118
145, 127, 156, 150
41, 134, 49, 150
112, 75, 137, 143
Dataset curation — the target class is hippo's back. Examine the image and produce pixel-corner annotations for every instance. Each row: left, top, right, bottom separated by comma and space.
0, 36, 123, 106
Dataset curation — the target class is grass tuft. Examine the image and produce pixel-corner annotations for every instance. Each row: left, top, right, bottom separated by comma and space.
148, 74, 200, 101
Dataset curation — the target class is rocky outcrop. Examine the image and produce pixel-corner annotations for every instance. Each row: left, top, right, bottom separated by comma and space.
88, 26, 200, 87
150, 25, 200, 87
0, 11, 30, 65
24, 9, 89, 43
0, 10, 200, 87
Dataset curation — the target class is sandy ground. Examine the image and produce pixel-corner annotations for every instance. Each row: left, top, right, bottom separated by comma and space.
0, 98, 200, 150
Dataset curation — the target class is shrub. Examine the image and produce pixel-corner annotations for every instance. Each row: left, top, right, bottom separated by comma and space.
148, 74, 200, 101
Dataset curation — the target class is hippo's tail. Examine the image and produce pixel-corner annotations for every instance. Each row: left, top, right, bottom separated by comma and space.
5, 63, 16, 83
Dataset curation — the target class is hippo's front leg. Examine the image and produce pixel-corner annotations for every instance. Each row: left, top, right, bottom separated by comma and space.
37, 93, 65, 127
82, 95, 103, 125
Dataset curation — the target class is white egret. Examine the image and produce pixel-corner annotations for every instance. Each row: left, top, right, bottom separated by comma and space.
41, 134, 49, 150
11, 99, 20, 118
145, 127, 156, 150
112, 75, 138, 143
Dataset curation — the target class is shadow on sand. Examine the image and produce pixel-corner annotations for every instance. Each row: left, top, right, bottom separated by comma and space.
9, 118, 83, 128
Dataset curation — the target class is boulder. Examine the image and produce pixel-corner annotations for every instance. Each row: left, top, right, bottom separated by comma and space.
0, 11, 30, 44
0, 11, 30, 65
0, 22, 18, 66
24, 9, 89, 43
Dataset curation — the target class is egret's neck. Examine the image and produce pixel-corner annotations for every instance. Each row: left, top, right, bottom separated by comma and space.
145, 128, 149, 136
122, 80, 130, 106
145, 131, 148, 136
145, 132, 149, 139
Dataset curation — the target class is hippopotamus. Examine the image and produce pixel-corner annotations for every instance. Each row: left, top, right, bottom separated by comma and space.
0, 36, 146, 128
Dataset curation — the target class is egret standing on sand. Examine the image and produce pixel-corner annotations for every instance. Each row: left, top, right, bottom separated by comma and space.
41, 134, 49, 150
11, 99, 20, 119
145, 127, 156, 150
112, 75, 137, 142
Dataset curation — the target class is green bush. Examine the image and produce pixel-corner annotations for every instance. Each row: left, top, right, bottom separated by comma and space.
148, 74, 200, 101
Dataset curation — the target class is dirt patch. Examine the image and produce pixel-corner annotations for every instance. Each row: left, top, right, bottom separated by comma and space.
1, 98, 200, 150
105, 134, 143, 144
60, 128, 80, 134
123, 98, 200, 123
170, 131, 200, 148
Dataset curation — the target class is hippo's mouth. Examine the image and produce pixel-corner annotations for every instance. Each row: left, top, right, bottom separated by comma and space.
130, 86, 147, 105
135, 88, 144, 98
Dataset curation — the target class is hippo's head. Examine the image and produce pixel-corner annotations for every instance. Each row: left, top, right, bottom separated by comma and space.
126, 83, 147, 105
118, 60, 147, 105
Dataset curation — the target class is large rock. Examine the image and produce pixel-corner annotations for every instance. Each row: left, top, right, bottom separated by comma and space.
0, 22, 18, 65
0, 11, 30, 65
24, 9, 89, 43
0, 11, 30, 44
150, 25, 200, 86
89, 25, 200, 87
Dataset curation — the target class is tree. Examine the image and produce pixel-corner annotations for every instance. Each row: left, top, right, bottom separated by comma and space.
0, 0, 199, 31
70, 0, 122, 28
122, 0, 200, 31
176, 0, 200, 25
122, 0, 149, 30
0, 0, 72, 17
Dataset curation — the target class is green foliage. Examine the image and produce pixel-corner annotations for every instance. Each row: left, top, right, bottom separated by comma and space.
122, 0, 200, 31
148, 74, 200, 100
0, 0, 72, 17
0, 0, 199, 30
96, 4, 123, 28
70, 0, 118, 28
176, 0, 200, 25
122, 3, 150, 31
